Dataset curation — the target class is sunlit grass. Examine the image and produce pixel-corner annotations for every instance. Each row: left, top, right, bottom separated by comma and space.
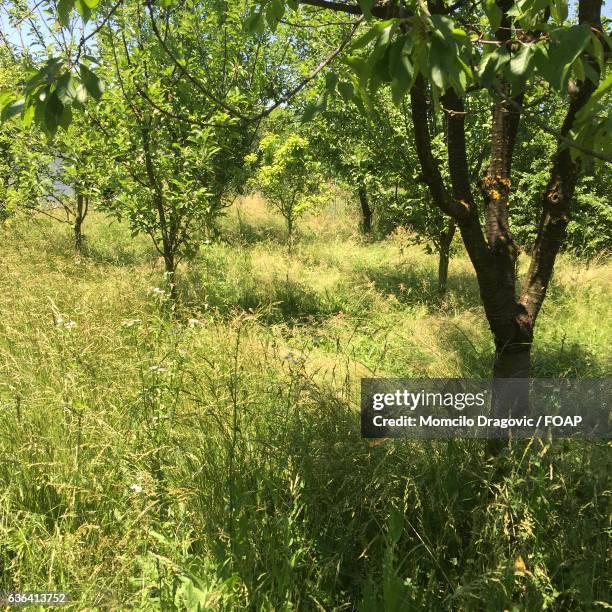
0, 204, 609, 609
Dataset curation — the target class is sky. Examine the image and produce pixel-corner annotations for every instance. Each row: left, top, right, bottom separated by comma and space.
0, 0, 610, 55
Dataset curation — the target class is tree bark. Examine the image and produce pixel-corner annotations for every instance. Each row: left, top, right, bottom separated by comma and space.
358, 183, 372, 234
287, 213, 294, 253
437, 218, 455, 295
74, 193, 88, 252
142, 122, 178, 298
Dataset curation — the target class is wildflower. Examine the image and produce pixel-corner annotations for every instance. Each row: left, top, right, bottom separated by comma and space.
187, 318, 202, 327
150, 287, 169, 298
122, 319, 141, 328
149, 364, 168, 374
54, 316, 76, 329
130, 484, 143, 494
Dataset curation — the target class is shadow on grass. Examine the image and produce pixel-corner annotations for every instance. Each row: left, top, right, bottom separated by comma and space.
357, 260, 482, 310
440, 322, 604, 378
181, 269, 350, 325
222, 218, 289, 248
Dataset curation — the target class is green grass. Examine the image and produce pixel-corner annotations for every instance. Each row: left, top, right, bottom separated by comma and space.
0, 200, 610, 610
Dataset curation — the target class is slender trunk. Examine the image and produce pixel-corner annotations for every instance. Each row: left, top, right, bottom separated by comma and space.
163, 252, 178, 300
437, 219, 455, 295
142, 123, 179, 301
287, 214, 294, 253
74, 193, 87, 252
358, 183, 372, 234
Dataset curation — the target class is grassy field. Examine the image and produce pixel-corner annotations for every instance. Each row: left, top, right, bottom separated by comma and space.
0, 196, 610, 610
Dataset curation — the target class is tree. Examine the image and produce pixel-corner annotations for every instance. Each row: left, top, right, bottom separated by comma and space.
1, 0, 609, 383
253, 0, 610, 392
248, 130, 325, 250
307, 82, 490, 294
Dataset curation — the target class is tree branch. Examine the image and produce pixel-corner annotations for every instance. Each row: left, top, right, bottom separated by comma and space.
519, 0, 604, 323
298, 0, 397, 18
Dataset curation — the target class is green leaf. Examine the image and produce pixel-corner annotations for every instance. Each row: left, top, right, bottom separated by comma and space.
389, 37, 414, 105
387, 508, 403, 546
82, 0, 99, 8
244, 10, 264, 35
58, 104, 73, 129
266, 0, 285, 31
550, 0, 568, 23
358, 0, 374, 19
337, 80, 355, 103
74, 0, 91, 22
22, 102, 35, 127
483, 0, 502, 32
589, 32, 605, 74
79, 64, 104, 100
0, 91, 14, 111
44, 90, 63, 136
508, 43, 535, 86
478, 47, 509, 88
575, 72, 612, 123
57, 0, 74, 27
325, 71, 338, 94
535, 24, 591, 91
428, 36, 449, 91
350, 25, 379, 51
345, 55, 370, 86
54, 71, 76, 105
302, 93, 327, 123
1, 98, 24, 122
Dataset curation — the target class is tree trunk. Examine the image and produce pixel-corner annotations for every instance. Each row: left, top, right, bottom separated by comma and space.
74, 194, 87, 252
437, 219, 455, 295
163, 251, 178, 300
358, 183, 372, 234
287, 214, 294, 253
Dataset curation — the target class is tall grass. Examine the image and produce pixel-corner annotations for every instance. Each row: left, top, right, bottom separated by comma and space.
0, 203, 609, 610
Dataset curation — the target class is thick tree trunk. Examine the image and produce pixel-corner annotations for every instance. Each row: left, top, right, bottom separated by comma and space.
358, 183, 372, 234
437, 219, 455, 295
404, 0, 603, 463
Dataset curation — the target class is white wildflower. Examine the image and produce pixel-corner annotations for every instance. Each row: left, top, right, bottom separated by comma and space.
149, 364, 168, 374
130, 484, 143, 494
122, 319, 141, 328
150, 287, 169, 298
187, 318, 202, 327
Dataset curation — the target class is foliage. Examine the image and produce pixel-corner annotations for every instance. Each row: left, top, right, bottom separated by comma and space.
248, 130, 326, 244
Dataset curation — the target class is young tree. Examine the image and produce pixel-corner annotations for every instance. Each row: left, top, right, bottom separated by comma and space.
249, 131, 324, 250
